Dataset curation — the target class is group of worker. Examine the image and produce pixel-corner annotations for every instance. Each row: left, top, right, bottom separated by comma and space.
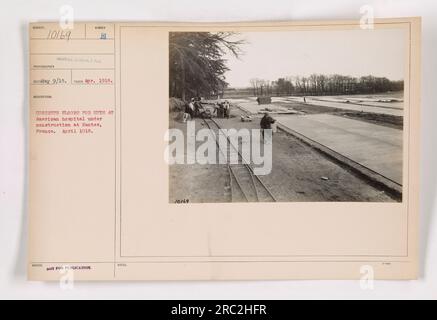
184, 97, 205, 120
213, 100, 230, 119
181, 96, 276, 143
183, 97, 231, 122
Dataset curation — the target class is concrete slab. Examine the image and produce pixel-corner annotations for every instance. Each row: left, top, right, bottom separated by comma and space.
311, 97, 404, 110
307, 95, 404, 109
279, 97, 404, 116
275, 114, 403, 185
228, 96, 404, 116
227, 98, 292, 114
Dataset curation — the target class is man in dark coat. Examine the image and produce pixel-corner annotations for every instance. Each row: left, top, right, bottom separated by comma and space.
260, 112, 276, 142
223, 100, 230, 118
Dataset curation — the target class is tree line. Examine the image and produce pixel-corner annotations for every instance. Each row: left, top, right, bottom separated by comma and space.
169, 32, 403, 100
250, 74, 403, 97
169, 32, 243, 101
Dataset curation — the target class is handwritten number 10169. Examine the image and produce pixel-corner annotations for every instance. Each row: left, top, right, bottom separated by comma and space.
47, 30, 71, 41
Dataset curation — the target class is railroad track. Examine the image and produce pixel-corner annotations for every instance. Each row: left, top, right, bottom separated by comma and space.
203, 118, 277, 203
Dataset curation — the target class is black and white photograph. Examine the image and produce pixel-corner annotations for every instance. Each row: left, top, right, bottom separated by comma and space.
168, 28, 405, 203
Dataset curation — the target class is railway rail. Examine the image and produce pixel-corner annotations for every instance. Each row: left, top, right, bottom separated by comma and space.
203, 118, 277, 203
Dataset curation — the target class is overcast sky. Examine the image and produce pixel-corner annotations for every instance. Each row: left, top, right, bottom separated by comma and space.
223, 28, 406, 88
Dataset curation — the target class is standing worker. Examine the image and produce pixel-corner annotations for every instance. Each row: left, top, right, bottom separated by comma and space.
260, 112, 276, 144
183, 101, 192, 122
216, 100, 224, 118
223, 100, 230, 119
193, 98, 201, 117
188, 98, 196, 118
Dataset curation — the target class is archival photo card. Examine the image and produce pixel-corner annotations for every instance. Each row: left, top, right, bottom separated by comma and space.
28, 18, 420, 281
168, 28, 406, 203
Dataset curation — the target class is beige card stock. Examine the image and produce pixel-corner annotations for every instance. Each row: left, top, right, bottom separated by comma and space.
28, 18, 421, 280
